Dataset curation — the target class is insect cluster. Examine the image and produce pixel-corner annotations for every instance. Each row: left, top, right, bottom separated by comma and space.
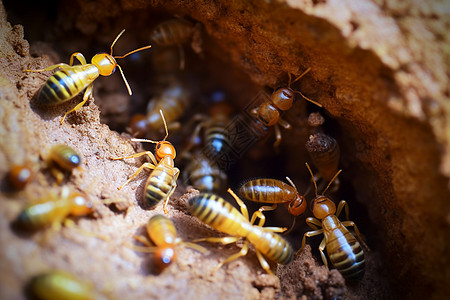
12, 17, 369, 299
11, 143, 92, 232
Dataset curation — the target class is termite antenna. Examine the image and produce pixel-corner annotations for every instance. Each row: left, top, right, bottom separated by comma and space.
111, 29, 152, 60
159, 110, 169, 141
109, 29, 152, 96
114, 45, 153, 59
131, 138, 159, 144
289, 68, 322, 107
110, 29, 126, 56
285, 176, 298, 192
295, 91, 322, 107
116, 64, 132, 95
305, 162, 318, 196
131, 110, 168, 144
289, 67, 311, 86
322, 169, 342, 195
114, 45, 152, 95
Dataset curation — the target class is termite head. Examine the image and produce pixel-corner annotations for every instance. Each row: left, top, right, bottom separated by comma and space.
278, 69, 323, 108
48, 144, 82, 171
271, 88, 295, 111
131, 110, 175, 161
288, 194, 307, 216
311, 196, 336, 219
305, 162, 341, 219
93, 29, 151, 95
91, 53, 117, 76
154, 246, 176, 270
284, 177, 307, 216
70, 192, 94, 216
9, 165, 33, 190
155, 141, 176, 161
286, 176, 308, 217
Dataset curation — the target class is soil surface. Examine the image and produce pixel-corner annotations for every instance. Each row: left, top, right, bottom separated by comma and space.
1, 0, 449, 299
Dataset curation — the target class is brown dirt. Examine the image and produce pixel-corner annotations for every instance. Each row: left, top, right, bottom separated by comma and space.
1, 0, 449, 299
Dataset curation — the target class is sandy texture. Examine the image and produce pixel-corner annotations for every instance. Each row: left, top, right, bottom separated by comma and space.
1, 0, 449, 299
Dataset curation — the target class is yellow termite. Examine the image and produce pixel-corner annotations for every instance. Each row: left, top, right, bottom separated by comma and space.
189, 190, 293, 275
297, 163, 367, 281
45, 144, 82, 184
251, 68, 322, 147
132, 214, 207, 271
183, 150, 227, 193
150, 19, 195, 47
25, 29, 151, 124
16, 185, 93, 230
149, 18, 201, 69
185, 101, 234, 160
128, 80, 191, 138
239, 177, 307, 233
111, 110, 179, 214
239, 177, 307, 217
27, 270, 96, 300
8, 164, 34, 190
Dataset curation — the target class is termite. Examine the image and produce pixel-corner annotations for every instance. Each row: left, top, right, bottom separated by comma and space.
25, 29, 151, 124
297, 163, 367, 281
252, 68, 321, 147
111, 110, 179, 214
132, 214, 207, 271
189, 190, 293, 275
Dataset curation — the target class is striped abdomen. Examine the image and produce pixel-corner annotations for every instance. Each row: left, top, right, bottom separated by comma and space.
204, 120, 232, 159
144, 157, 176, 208
147, 214, 177, 246
323, 215, 365, 281
248, 119, 269, 141
189, 194, 293, 265
186, 154, 226, 192
17, 201, 70, 228
247, 227, 293, 265
150, 19, 194, 46
189, 194, 252, 237
239, 178, 297, 204
147, 85, 190, 129
28, 271, 95, 300
49, 144, 81, 170
38, 64, 99, 105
